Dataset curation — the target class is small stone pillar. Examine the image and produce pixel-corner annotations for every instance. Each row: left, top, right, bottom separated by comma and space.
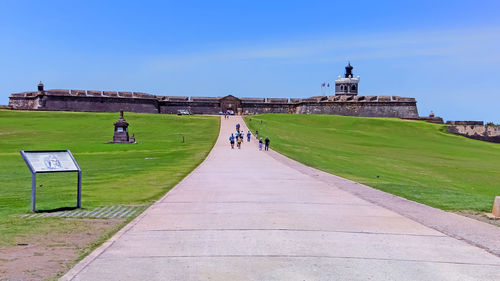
492, 197, 500, 217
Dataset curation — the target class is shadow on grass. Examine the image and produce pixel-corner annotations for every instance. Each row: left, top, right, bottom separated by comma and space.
35, 206, 79, 213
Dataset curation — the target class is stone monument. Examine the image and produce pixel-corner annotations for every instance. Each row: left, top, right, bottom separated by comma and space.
109, 111, 136, 144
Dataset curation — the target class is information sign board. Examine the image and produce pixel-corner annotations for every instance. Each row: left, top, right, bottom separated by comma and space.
20, 150, 81, 212
22, 151, 79, 172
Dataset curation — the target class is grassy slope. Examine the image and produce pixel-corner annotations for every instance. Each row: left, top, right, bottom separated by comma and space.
244, 114, 500, 211
0, 110, 219, 244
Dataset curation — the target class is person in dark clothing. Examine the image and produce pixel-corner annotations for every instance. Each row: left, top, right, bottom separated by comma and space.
247, 131, 251, 142
229, 134, 235, 149
264, 137, 270, 151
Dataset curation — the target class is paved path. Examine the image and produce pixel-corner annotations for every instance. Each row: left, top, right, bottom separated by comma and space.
62, 116, 500, 281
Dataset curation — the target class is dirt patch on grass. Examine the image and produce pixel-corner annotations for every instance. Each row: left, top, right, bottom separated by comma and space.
0, 218, 123, 281
454, 210, 500, 228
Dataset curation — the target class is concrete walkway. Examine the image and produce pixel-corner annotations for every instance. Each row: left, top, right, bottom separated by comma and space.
62, 116, 500, 281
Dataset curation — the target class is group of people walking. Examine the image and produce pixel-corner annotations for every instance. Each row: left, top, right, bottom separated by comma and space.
229, 127, 251, 149
229, 123, 270, 151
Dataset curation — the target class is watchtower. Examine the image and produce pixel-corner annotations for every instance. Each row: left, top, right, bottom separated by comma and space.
335, 63, 360, 96
37, 81, 44, 92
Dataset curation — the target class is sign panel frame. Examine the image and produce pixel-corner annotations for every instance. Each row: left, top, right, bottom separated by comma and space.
20, 150, 81, 212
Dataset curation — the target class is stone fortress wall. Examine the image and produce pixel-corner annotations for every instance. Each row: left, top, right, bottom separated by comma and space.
8, 90, 160, 114
7, 64, 420, 119
9, 89, 419, 119
446, 122, 500, 143
9, 89, 499, 143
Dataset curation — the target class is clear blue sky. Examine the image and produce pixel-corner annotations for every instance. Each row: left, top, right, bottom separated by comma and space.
1, 0, 499, 122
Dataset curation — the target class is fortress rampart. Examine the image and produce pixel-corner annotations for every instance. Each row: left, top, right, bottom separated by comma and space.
447, 125, 500, 143
9, 89, 419, 119
8, 64, 422, 119
9, 90, 160, 113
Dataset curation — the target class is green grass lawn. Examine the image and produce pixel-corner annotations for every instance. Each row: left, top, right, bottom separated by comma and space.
0, 110, 219, 245
244, 114, 500, 211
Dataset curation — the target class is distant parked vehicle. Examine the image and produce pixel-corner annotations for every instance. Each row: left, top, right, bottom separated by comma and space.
177, 109, 190, 115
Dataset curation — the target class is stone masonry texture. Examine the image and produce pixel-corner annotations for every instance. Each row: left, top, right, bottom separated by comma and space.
8, 90, 419, 119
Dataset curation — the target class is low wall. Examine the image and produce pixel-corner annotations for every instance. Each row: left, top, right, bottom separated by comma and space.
407, 116, 444, 124
446, 121, 484, 126
241, 102, 296, 115
447, 125, 500, 143
296, 101, 419, 119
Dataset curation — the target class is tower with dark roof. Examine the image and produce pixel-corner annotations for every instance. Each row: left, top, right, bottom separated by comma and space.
37, 81, 44, 92
335, 63, 360, 96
